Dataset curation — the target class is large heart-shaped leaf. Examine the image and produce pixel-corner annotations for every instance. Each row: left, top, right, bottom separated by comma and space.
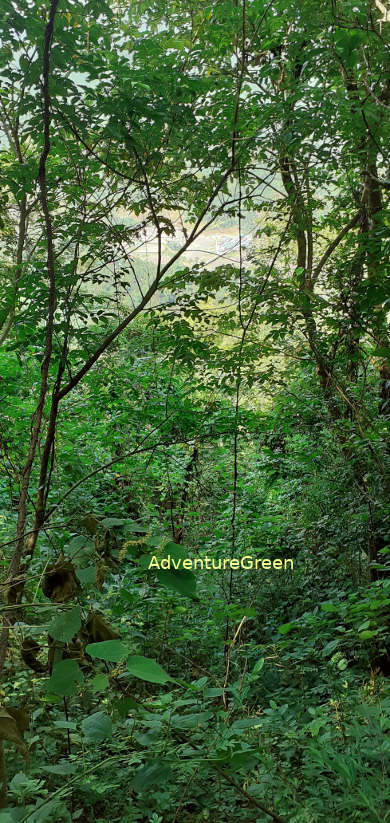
48, 606, 81, 643
47, 660, 83, 697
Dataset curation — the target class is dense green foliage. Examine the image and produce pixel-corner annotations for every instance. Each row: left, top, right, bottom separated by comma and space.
0, 0, 389, 821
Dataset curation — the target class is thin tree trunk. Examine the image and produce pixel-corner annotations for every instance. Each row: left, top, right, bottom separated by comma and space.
174, 445, 199, 544
0, 196, 27, 346
0, 0, 60, 675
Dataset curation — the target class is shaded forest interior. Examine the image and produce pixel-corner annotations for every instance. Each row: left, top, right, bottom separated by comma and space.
0, 0, 390, 821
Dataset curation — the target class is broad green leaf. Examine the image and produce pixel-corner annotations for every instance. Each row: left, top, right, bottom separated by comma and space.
171, 711, 212, 730
278, 622, 295, 635
45, 761, 77, 776
53, 720, 77, 730
101, 517, 125, 527
251, 657, 265, 675
204, 687, 224, 698
48, 606, 81, 643
322, 639, 340, 656
114, 696, 140, 718
321, 602, 339, 613
125, 522, 149, 533
132, 761, 171, 792
242, 607, 257, 618
231, 718, 262, 730
47, 660, 83, 697
66, 535, 94, 555
127, 655, 172, 684
162, 542, 187, 559
156, 569, 197, 599
82, 711, 112, 742
77, 565, 97, 585
91, 674, 110, 693
86, 640, 128, 662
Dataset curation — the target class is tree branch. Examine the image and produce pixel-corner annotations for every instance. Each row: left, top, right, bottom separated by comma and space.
312, 211, 361, 283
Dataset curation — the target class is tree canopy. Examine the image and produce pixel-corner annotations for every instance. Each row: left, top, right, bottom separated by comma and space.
0, 0, 389, 820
